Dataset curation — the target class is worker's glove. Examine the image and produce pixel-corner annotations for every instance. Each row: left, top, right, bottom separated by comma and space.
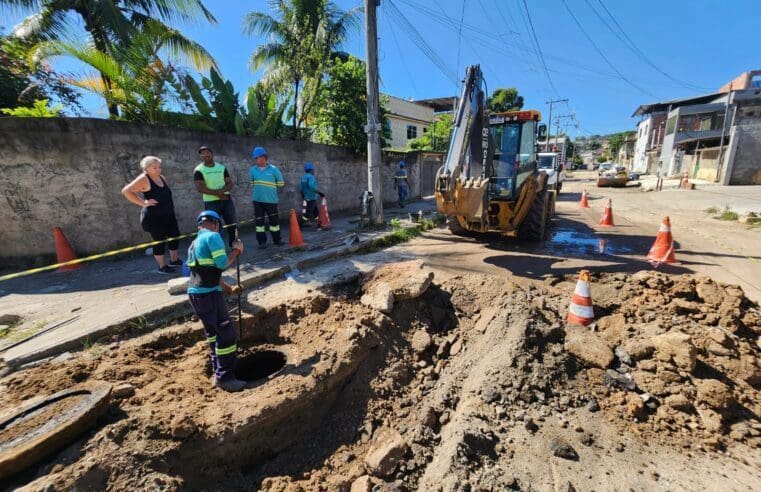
230, 284, 242, 295
232, 239, 244, 254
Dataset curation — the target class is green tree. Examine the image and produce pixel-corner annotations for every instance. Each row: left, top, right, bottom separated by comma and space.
243, 0, 359, 139
0, 30, 81, 112
2, 0, 217, 116
1, 98, 62, 116
34, 20, 215, 124
607, 130, 636, 156
408, 112, 454, 152
313, 55, 389, 155
487, 87, 524, 112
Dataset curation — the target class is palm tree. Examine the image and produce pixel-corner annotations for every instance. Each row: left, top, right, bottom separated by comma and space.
243, 0, 359, 139
1, 0, 216, 116
34, 19, 215, 123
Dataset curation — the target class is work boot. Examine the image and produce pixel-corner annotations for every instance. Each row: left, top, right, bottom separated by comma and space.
214, 377, 246, 392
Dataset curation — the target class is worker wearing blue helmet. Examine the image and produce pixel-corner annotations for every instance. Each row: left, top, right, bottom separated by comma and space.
394, 161, 410, 207
187, 210, 246, 392
300, 162, 325, 227
249, 146, 285, 248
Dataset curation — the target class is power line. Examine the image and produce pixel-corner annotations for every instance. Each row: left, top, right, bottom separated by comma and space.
385, 15, 420, 96
455, 0, 467, 89
591, 0, 711, 93
519, 0, 560, 97
560, 0, 660, 100
384, 0, 459, 86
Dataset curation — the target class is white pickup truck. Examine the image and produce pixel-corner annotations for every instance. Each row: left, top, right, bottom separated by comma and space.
537, 152, 565, 193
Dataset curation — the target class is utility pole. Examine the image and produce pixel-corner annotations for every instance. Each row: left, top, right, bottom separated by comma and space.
364, 0, 384, 224
545, 98, 568, 151
716, 82, 733, 183
554, 113, 574, 159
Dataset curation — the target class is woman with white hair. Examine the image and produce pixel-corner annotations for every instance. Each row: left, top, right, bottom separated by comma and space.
122, 156, 182, 274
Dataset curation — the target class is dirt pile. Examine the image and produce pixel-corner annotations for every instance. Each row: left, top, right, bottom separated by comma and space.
568, 271, 761, 452
1, 267, 759, 491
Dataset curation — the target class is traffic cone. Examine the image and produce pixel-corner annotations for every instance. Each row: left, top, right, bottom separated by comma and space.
318, 196, 332, 230
580, 189, 590, 208
567, 270, 594, 326
53, 227, 81, 272
288, 209, 305, 247
598, 199, 614, 227
647, 216, 677, 267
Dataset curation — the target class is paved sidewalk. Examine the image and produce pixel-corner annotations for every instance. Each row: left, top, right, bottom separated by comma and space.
0, 200, 437, 368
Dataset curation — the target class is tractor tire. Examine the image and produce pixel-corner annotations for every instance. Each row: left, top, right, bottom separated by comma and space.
518, 189, 549, 241
447, 215, 471, 236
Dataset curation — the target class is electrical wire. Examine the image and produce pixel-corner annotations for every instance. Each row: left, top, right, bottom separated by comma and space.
520, 0, 560, 97
591, 0, 711, 92
560, 0, 660, 100
385, 17, 420, 96
385, 0, 459, 85
455, 0, 467, 88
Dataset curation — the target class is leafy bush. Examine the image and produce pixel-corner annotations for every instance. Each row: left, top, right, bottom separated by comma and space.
1, 99, 62, 117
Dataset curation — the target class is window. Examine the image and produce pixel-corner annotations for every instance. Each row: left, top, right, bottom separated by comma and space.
406, 125, 417, 139
665, 116, 676, 135
423, 127, 428, 133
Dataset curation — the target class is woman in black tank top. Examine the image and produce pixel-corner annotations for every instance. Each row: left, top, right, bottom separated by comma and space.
121, 156, 182, 274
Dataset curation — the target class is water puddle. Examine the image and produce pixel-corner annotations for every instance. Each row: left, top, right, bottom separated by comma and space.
548, 229, 634, 256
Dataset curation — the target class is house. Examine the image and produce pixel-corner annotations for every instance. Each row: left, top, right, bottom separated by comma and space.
718, 70, 761, 93
616, 134, 636, 168
631, 92, 719, 174
383, 95, 437, 149
631, 77, 761, 184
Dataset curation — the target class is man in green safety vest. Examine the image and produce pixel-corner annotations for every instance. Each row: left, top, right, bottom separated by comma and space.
249, 147, 285, 248
194, 146, 237, 248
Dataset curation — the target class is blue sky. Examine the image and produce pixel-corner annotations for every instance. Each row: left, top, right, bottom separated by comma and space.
2, 0, 759, 137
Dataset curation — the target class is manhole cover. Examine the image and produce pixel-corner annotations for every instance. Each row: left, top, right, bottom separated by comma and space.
0, 382, 112, 480
235, 350, 287, 382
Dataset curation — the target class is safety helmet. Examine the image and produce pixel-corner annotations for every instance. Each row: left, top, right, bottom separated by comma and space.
304, 162, 315, 172
399, 161, 406, 168
197, 210, 222, 225
252, 146, 268, 158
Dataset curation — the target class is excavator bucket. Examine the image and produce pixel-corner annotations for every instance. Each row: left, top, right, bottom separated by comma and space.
435, 176, 489, 223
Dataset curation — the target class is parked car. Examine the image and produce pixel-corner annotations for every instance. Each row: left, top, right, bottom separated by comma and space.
537, 152, 565, 192
597, 162, 613, 174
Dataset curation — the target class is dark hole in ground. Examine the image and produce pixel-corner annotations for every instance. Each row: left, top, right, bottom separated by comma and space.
235, 350, 287, 382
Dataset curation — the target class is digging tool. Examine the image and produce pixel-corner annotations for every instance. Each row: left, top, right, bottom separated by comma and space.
235, 230, 243, 340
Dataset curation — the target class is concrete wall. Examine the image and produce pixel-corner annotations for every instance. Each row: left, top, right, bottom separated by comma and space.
0, 118, 427, 262
725, 122, 761, 185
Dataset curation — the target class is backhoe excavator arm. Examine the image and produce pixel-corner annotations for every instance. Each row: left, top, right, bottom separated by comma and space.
435, 65, 492, 223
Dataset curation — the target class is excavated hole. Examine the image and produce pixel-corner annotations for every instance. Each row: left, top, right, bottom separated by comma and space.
235, 350, 287, 382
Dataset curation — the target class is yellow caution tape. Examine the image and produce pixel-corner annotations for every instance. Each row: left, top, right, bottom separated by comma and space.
0, 218, 257, 283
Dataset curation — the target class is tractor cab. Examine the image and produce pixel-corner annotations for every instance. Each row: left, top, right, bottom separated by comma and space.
487, 110, 543, 201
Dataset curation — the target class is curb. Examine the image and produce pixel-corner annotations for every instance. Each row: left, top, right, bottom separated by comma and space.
3, 223, 427, 369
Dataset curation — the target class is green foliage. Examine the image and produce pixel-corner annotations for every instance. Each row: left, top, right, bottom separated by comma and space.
714, 206, 738, 221
178, 71, 287, 137
596, 155, 610, 163
0, 31, 81, 113
572, 154, 583, 165
34, 20, 215, 124
408, 112, 453, 152
607, 131, 636, 156
1, 98, 62, 117
313, 55, 389, 154
244, 0, 360, 139
389, 217, 402, 229
487, 87, 524, 112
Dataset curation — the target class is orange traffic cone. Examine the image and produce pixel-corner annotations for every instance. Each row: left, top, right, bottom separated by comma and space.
288, 209, 305, 247
598, 199, 614, 227
647, 216, 677, 267
318, 196, 332, 230
53, 227, 81, 272
580, 189, 590, 208
567, 270, 594, 326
